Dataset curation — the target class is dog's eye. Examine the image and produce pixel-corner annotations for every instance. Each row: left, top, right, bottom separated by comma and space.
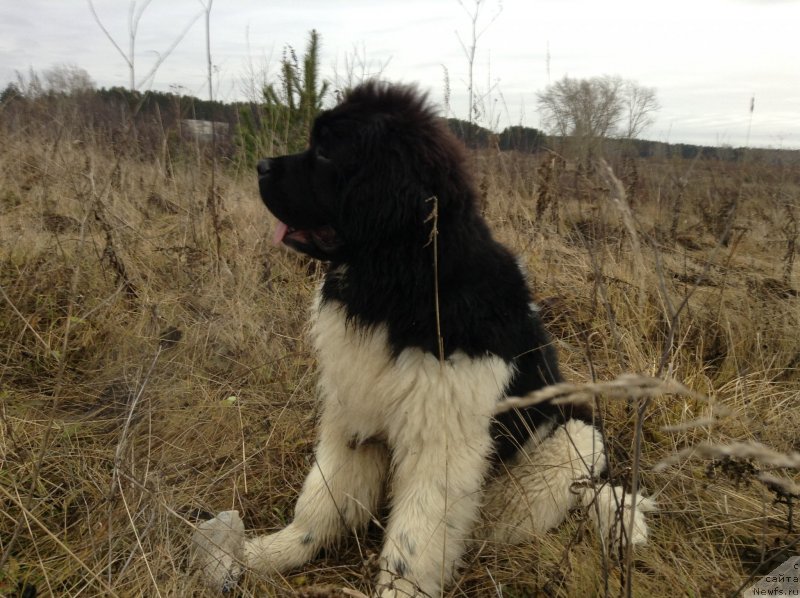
315, 146, 331, 162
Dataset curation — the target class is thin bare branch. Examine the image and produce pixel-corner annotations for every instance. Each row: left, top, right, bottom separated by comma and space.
87, 0, 132, 70
493, 374, 706, 415
136, 9, 204, 89
655, 441, 800, 472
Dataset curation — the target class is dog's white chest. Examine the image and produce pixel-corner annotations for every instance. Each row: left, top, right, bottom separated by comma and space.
309, 293, 513, 445
310, 299, 396, 435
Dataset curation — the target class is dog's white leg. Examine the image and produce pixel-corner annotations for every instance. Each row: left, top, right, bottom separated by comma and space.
245, 423, 389, 575
481, 419, 604, 544
376, 427, 492, 597
480, 419, 654, 549
194, 416, 388, 590
581, 482, 656, 549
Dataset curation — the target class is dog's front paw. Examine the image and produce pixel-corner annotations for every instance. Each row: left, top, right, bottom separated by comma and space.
192, 510, 245, 591
586, 485, 656, 549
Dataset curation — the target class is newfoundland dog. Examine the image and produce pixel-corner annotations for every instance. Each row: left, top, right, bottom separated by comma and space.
194, 82, 653, 596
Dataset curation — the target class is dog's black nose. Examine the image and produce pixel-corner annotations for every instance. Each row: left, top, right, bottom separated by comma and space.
256, 159, 270, 176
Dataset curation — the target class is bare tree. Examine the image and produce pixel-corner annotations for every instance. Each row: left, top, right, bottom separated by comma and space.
13, 68, 44, 98
42, 63, 95, 94
622, 81, 659, 139
331, 42, 391, 95
537, 75, 624, 139
87, 0, 202, 90
455, 0, 502, 127
537, 75, 659, 157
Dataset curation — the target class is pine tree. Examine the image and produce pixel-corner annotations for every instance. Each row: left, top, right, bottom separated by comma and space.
237, 30, 329, 162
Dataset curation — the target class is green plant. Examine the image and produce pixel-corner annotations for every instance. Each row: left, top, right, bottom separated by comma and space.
236, 29, 329, 164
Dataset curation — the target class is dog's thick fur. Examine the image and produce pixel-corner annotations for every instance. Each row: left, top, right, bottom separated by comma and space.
193, 82, 654, 596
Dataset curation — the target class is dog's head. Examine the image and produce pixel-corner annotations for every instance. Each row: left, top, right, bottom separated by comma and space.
257, 81, 472, 262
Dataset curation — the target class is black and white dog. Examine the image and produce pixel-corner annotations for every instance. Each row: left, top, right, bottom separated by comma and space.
194, 82, 653, 596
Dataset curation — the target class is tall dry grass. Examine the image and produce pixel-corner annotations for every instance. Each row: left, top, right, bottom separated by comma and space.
1, 107, 800, 597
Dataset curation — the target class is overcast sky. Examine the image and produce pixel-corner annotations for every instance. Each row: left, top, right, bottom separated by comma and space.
1, 0, 798, 148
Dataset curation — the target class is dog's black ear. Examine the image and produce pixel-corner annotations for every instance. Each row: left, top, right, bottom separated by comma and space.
338, 126, 434, 250
330, 82, 479, 252
343, 134, 475, 249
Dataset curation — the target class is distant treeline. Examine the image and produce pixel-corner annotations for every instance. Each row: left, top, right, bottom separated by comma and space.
0, 82, 235, 124
1, 83, 795, 165
0, 83, 245, 159
444, 116, 797, 163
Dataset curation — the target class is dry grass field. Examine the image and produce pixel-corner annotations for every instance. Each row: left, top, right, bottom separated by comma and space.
2, 105, 800, 597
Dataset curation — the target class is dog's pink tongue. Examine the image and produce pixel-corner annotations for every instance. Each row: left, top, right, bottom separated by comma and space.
272, 221, 289, 246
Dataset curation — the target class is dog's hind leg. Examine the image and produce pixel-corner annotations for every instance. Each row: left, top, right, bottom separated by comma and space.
480, 419, 655, 548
